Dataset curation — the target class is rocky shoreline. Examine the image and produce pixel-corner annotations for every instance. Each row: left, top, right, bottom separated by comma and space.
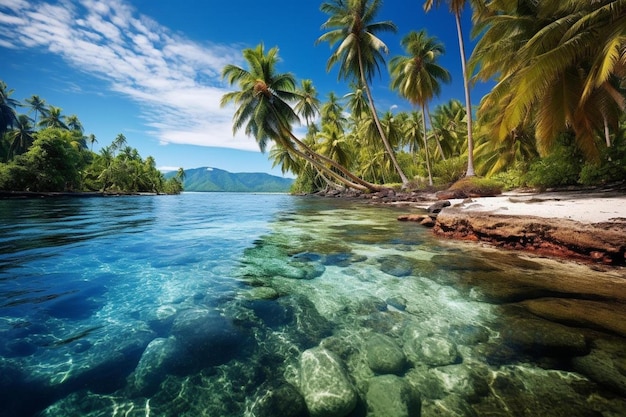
314, 187, 626, 267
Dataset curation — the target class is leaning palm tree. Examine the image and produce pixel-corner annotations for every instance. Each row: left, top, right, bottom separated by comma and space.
317, 0, 410, 186
389, 30, 451, 185
221, 43, 382, 191
424, 0, 482, 177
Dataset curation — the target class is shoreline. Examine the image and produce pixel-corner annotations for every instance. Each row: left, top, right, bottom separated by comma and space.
316, 186, 626, 267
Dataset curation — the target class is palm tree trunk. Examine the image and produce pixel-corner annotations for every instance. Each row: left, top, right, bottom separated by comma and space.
356, 45, 410, 186
454, 12, 475, 177
421, 105, 433, 186
603, 115, 611, 148
427, 109, 446, 160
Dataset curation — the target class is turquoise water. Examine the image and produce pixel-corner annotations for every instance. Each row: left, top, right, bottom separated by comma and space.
0, 193, 624, 416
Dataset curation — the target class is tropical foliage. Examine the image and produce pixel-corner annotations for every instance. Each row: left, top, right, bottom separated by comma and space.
0, 83, 183, 194
219, 0, 626, 192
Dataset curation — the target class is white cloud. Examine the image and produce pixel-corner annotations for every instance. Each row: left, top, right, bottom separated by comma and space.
0, 0, 260, 152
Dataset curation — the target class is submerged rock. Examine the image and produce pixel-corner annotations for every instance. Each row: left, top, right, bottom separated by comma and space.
420, 336, 461, 367
365, 333, 407, 375
500, 317, 589, 357
299, 347, 358, 417
130, 336, 179, 395
572, 338, 626, 396
421, 395, 477, 417
249, 383, 308, 417
366, 375, 420, 417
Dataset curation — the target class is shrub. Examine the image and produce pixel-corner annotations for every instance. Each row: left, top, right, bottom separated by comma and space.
432, 156, 467, 185
448, 176, 503, 196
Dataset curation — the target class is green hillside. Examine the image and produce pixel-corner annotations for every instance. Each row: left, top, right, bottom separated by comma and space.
168, 167, 294, 192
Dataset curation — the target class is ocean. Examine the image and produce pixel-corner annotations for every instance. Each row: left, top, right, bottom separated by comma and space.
0, 192, 624, 416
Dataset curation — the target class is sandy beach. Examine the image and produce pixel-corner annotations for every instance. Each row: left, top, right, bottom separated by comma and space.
446, 189, 626, 224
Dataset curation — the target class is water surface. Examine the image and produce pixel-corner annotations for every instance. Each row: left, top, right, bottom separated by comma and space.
0, 193, 624, 416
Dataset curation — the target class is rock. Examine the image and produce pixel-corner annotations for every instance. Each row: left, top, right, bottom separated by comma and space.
249, 383, 308, 417
245, 286, 280, 300
366, 334, 407, 375
366, 375, 420, 417
433, 210, 626, 266
427, 200, 451, 214
572, 339, 626, 396
299, 347, 358, 417
420, 336, 460, 366
421, 395, 477, 417
518, 298, 626, 338
397, 214, 430, 222
378, 255, 415, 277
130, 337, 179, 395
427, 363, 490, 402
171, 308, 246, 366
500, 317, 589, 357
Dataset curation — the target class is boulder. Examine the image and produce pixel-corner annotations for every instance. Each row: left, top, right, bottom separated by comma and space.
500, 317, 588, 357
366, 375, 420, 417
427, 200, 451, 214
130, 337, 179, 395
421, 395, 477, 417
249, 383, 308, 417
299, 347, 358, 417
366, 334, 407, 375
420, 336, 460, 366
572, 339, 626, 396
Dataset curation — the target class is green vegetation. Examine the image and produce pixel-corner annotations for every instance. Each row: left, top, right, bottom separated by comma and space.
0, 82, 183, 194
222, 0, 626, 194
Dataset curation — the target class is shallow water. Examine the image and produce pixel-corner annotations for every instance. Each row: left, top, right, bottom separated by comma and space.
0, 193, 624, 417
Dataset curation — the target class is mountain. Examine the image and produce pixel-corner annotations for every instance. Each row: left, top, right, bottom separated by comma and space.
166, 167, 294, 192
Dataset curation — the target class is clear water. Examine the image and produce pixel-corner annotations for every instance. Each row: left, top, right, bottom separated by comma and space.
0, 193, 624, 417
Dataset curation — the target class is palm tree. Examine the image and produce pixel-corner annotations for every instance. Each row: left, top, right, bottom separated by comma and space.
221, 43, 382, 191
7, 114, 35, 158
112, 133, 127, 155
294, 79, 321, 126
39, 106, 68, 130
317, 0, 410, 186
65, 115, 83, 133
25, 95, 48, 127
390, 30, 451, 185
88, 133, 98, 151
423, 0, 482, 176
0, 81, 19, 137
470, 0, 626, 161
321, 92, 348, 133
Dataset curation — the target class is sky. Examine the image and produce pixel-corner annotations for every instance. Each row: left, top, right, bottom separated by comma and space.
0, 0, 493, 176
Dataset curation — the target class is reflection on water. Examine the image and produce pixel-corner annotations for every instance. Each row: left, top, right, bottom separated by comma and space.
0, 194, 624, 417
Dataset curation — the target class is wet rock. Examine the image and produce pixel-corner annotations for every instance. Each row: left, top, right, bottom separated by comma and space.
299, 347, 358, 417
433, 210, 626, 266
378, 255, 415, 277
472, 365, 603, 417
130, 337, 179, 395
366, 334, 407, 375
420, 336, 460, 366
386, 296, 407, 311
448, 324, 490, 346
427, 363, 490, 402
323, 252, 367, 267
240, 244, 325, 280
366, 375, 420, 417
171, 308, 246, 366
244, 286, 280, 300
500, 317, 588, 357
421, 395, 477, 417
249, 383, 308, 417
428, 200, 451, 214
244, 299, 294, 328
404, 366, 445, 399
572, 339, 626, 396
519, 298, 626, 338
283, 295, 332, 348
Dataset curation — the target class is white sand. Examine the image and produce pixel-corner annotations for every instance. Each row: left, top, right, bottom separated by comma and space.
446, 190, 626, 224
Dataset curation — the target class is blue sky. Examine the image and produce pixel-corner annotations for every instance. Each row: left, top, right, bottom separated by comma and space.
0, 0, 492, 176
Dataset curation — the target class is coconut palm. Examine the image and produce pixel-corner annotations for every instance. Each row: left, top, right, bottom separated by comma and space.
25, 95, 48, 127
39, 106, 69, 130
471, 0, 626, 161
7, 114, 35, 158
65, 115, 83, 133
320, 92, 348, 133
423, 0, 482, 177
0, 81, 19, 137
221, 43, 382, 191
88, 133, 98, 151
431, 99, 467, 158
389, 30, 451, 185
317, 0, 410, 186
294, 79, 321, 126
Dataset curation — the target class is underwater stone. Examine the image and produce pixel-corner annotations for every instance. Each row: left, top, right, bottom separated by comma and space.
249, 383, 308, 417
377, 255, 415, 277
428, 363, 490, 402
366, 333, 407, 375
245, 286, 280, 300
572, 340, 626, 396
299, 347, 358, 417
421, 395, 477, 417
130, 336, 179, 395
420, 336, 460, 366
501, 317, 588, 357
365, 374, 420, 417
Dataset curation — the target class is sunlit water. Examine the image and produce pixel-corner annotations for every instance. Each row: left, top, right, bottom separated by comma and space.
0, 193, 624, 417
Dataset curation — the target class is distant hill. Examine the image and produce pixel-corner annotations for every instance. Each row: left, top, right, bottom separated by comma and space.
165, 167, 294, 192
